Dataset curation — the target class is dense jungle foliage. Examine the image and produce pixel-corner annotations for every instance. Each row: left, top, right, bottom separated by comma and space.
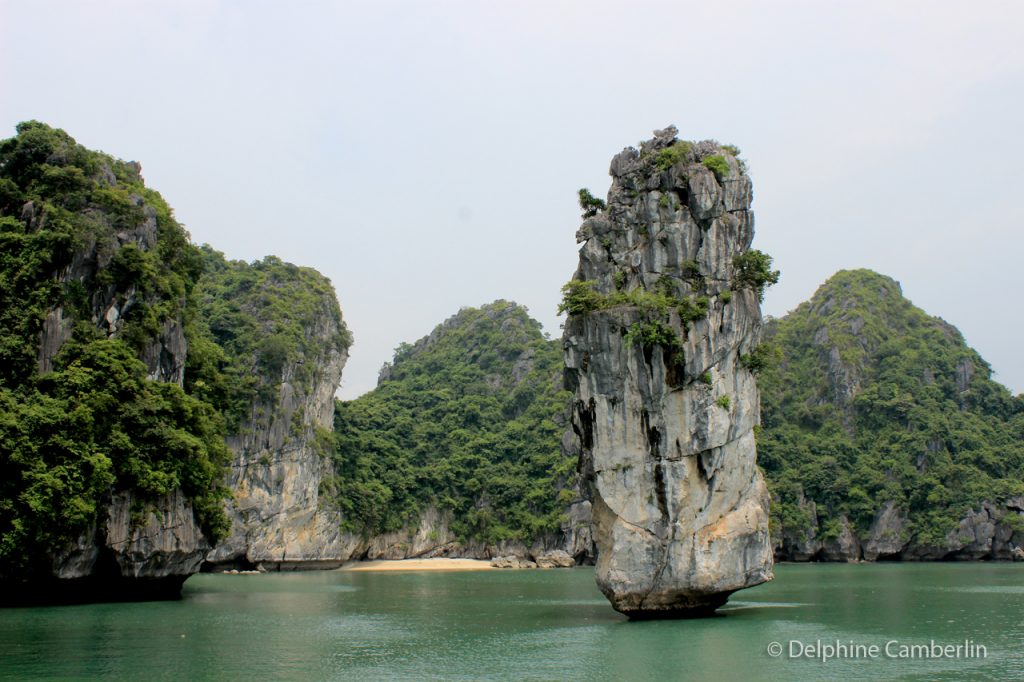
0, 122, 232, 574
331, 302, 575, 545
189, 247, 351, 431
758, 269, 1024, 546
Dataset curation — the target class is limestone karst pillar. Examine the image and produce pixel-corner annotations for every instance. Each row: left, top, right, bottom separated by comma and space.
562, 127, 774, 617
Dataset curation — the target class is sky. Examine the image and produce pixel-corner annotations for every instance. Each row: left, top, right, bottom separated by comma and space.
1, 0, 1022, 398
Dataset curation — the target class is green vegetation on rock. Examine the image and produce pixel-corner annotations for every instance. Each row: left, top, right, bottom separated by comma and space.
189, 247, 351, 429
577, 188, 606, 218
0, 122, 230, 574
732, 249, 780, 302
624, 320, 679, 349
0, 339, 230, 573
654, 140, 693, 170
701, 154, 730, 181
758, 269, 1024, 549
330, 302, 574, 545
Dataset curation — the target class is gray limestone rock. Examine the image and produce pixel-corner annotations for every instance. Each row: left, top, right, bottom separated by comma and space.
27, 490, 211, 603
490, 556, 537, 569
563, 128, 773, 617
820, 515, 862, 562
773, 502, 1024, 563
535, 550, 575, 568
104, 490, 210, 578
780, 498, 824, 561
205, 295, 351, 570
862, 501, 910, 560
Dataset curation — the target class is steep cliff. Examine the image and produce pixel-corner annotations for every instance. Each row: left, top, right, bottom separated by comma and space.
195, 251, 352, 570
561, 126, 775, 616
331, 301, 588, 561
759, 269, 1024, 560
0, 122, 229, 601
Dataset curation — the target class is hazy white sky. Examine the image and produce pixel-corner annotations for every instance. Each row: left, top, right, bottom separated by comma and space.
2, 1, 1022, 398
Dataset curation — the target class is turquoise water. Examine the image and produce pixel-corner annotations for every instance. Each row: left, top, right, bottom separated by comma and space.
2, 563, 1023, 681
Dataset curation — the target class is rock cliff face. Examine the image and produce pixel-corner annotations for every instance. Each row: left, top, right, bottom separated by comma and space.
36, 490, 210, 603
562, 127, 774, 617
198, 256, 352, 570
206, 344, 350, 570
1, 490, 209, 605
28, 166, 187, 383
35, 180, 207, 587
775, 498, 1024, 562
0, 123, 220, 601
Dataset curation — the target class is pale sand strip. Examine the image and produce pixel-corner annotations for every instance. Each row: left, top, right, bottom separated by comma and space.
340, 558, 494, 572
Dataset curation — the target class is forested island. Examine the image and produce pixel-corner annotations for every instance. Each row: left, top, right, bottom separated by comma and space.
1, 122, 1022, 604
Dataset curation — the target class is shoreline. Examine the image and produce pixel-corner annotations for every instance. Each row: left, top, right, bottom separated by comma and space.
339, 558, 495, 572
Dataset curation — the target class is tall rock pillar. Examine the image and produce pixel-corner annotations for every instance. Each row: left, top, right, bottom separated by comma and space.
562, 127, 774, 617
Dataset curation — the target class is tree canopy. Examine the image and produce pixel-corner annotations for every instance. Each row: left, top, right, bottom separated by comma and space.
757, 269, 1024, 546
331, 301, 575, 545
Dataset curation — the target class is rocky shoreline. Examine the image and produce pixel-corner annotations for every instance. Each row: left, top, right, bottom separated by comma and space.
774, 499, 1024, 562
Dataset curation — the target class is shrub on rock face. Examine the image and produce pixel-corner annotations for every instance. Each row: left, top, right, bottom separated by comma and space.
654, 140, 693, 170
577, 188, 606, 218
557, 280, 603, 315
701, 154, 730, 181
732, 249, 780, 302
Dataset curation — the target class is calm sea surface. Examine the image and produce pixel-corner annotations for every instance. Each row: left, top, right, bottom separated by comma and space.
2, 563, 1023, 681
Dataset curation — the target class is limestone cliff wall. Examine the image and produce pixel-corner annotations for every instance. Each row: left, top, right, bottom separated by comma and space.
563, 127, 773, 616
29, 167, 187, 385
204, 290, 352, 569
30, 169, 209, 588
55, 490, 210, 580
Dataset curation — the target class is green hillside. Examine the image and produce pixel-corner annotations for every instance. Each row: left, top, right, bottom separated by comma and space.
188, 246, 352, 431
330, 301, 575, 545
758, 269, 1024, 551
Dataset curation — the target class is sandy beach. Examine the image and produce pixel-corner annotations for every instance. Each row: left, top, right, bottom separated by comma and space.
339, 558, 494, 572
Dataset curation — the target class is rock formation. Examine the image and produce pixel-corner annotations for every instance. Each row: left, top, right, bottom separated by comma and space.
562, 126, 774, 617
331, 301, 593, 565
33, 491, 211, 604
0, 126, 215, 601
198, 258, 354, 571
759, 269, 1024, 562
0, 123, 355, 602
